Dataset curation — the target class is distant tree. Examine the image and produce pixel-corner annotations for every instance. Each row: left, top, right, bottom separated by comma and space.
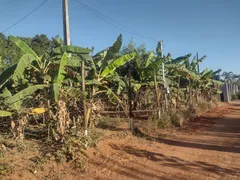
121, 38, 136, 55
221, 71, 240, 85
222, 71, 234, 83
0, 33, 58, 70
156, 41, 163, 58
31, 34, 52, 56
118, 39, 147, 80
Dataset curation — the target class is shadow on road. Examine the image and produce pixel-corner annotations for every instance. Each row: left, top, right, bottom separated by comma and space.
109, 143, 240, 178
133, 128, 240, 154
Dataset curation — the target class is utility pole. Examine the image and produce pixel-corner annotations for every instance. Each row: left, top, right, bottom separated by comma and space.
62, 0, 71, 45
160, 40, 168, 109
62, 0, 87, 136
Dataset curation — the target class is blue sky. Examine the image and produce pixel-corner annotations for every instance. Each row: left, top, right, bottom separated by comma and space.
1, 0, 239, 73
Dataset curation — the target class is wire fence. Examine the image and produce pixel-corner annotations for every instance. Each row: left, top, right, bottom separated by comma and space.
0, 76, 228, 141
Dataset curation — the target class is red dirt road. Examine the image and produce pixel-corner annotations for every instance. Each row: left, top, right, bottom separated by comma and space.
77, 101, 240, 180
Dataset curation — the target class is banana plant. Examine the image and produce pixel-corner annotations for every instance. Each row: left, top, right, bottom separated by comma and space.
199, 69, 223, 88
137, 52, 200, 84
0, 84, 47, 117
0, 36, 51, 90
0, 36, 89, 102
87, 35, 137, 99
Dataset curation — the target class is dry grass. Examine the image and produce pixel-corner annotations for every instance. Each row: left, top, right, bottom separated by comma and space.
146, 99, 218, 131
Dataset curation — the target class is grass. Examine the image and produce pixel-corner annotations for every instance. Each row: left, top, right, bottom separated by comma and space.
96, 116, 128, 129
232, 92, 240, 100
0, 163, 12, 176
146, 99, 218, 131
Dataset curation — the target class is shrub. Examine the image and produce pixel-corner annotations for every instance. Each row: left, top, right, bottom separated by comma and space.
148, 109, 185, 128
170, 112, 183, 127
237, 92, 240, 99
0, 163, 12, 176
232, 94, 238, 100
148, 112, 171, 129
53, 128, 103, 169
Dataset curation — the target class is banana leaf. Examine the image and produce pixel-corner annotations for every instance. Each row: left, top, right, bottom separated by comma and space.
145, 57, 165, 70
0, 88, 12, 99
56, 53, 68, 84
132, 83, 142, 92
12, 54, 36, 82
166, 64, 200, 80
0, 110, 12, 117
53, 57, 81, 67
85, 79, 103, 86
0, 88, 21, 111
9, 36, 39, 60
0, 64, 17, 89
94, 34, 122, 70
6, 84, 47, 106
80, 54, 96, 70
211, 79, 224, 85
101, 52, 137, 77
54, 53, 68, 102
64, 86, 85, 98
145, 51, 155, 68
171, 53, 191, 64
190, 55, 206, 72
54, 45, 91, 55
196, 55, 206, 65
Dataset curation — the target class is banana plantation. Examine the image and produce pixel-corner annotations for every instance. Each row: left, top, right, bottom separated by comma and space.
0, 34, 223, 166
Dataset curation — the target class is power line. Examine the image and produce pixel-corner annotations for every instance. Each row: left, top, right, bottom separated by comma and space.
87, 0, 116, 17
82, 0, 134, 33
75, 0, 158, 43
75, 0, 126, 33
1, 0, 49, 33
80, 0, 158, 42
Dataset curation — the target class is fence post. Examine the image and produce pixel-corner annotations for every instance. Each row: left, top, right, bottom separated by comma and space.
223, 83, 229, 102
176, 76, 180, 108
128, 72, 134, 134
189, 79, 192, 104
82, 60, 87, 136
154, 72, 161, 118
162, 63, 168, 110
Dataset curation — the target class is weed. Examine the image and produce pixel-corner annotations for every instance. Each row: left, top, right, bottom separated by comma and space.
0, 163, 12, 176
16, 141, 26, 152
232, 93, 239, 100
97, 117, 127, 130
53, 128, 103, 169
29, 156, 47, 170
170, 112, 183, 127
237, 92, 240, 99
148, 112, 171, 129
147, 100, 217, 129
0, 150, 4, 158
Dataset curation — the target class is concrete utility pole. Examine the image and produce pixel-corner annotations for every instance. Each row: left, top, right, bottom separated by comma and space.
63, 0, 71, 45
62, 0, 87, 136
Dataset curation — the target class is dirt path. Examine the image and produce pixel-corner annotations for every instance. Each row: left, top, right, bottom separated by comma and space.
76, 101, 240, 180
